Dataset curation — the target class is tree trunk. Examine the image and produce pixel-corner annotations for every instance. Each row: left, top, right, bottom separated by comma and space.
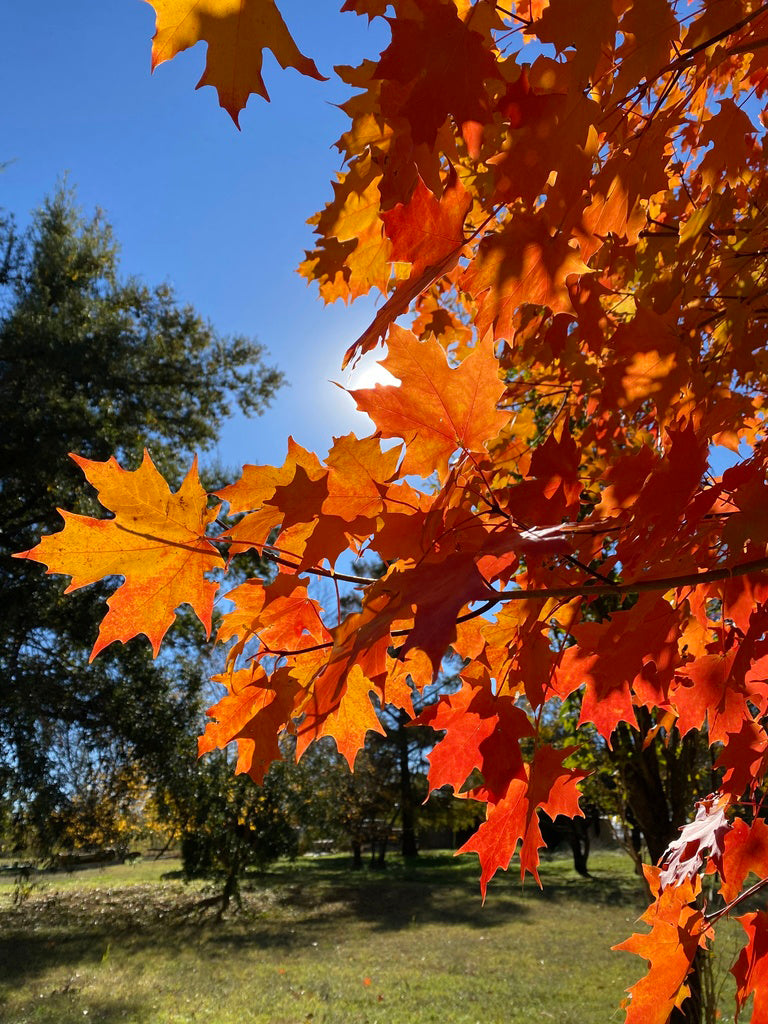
351, 839, 362, 869
216, 857, 240, 923
569, 820, 591, 877
396, 710, 419, 858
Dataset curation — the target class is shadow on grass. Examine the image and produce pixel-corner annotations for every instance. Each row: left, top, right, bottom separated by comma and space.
0, 928, 125, 997
527, 854, 647, 907
0, 850, 646, 1001
254, 849, 645, 913
0, 989, 153, 1024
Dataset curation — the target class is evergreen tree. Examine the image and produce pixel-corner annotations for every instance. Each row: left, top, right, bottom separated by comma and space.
0, 187, 283, 852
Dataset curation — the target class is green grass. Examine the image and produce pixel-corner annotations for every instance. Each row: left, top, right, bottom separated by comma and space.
0, 850, 738, 1024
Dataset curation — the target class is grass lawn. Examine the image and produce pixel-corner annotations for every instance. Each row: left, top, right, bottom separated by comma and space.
0, 850, 743, 1024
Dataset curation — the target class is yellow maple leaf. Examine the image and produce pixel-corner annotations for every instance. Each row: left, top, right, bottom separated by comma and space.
15, 451, 223, 658
296, 664, 386, 769
145, 0, 326, 125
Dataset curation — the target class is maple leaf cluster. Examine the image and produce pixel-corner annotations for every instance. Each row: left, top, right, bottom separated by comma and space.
18, 0, 768, 1020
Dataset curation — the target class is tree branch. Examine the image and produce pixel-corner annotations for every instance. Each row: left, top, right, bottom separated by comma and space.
491, 555, 768, 602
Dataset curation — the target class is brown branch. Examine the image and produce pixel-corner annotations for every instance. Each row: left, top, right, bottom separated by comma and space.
725, 33, 768, 57
261, 598, 502, 659
105, 522, 223, 559
657, 5, 768, 78
261, 549, 377, 587
626, 3, 768, 99
603, 5, 768, 128
493, 2, 532, 26
705, 874, 768, 927
253, 558, 768, 660
492, 555, 768, 602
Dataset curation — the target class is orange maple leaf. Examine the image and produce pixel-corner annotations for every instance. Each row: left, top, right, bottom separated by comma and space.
200, 665, 299, 783
297, 663, 386, 769
382, 169, 472, 277
733, 909, 768, 1023
416, 682, 534, 802
15, 451, 222, 658
463, 215, 588, 338
720, 818, 768, 903
351, 325, 507, 481
346, 168, 473, 362
614, 868, 711, 1024
553, 595, 681, 739
218, 438, 326, 557
373, 0, 500, 157
144, 0, 326, 125
217, 575, 331, 663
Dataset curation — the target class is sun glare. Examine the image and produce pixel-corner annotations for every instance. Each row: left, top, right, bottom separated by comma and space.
344, 354, 399, 391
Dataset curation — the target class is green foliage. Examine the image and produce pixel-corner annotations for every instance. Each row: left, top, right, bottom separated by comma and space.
175, 753, 298, 882
0, 186, 283, 854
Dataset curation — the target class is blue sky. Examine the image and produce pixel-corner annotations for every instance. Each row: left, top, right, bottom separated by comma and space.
1, 2, 391, 474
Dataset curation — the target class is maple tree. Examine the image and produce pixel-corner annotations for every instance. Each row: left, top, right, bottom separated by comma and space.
17, 0, 768, 1019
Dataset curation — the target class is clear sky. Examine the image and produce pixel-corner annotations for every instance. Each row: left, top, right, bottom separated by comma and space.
1, 2, 391, 476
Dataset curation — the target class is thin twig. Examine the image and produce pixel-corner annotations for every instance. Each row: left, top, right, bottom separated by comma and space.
705, 874, 768, 926
252, 557, 768, 659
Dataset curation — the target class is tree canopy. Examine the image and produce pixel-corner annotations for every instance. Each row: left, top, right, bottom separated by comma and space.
1, 188, 282, 849
17, 2, 768, 1021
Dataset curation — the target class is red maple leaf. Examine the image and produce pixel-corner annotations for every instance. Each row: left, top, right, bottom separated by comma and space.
733, 910, 768, 1024
416, 682, 533, 802
458, 745, 586, 896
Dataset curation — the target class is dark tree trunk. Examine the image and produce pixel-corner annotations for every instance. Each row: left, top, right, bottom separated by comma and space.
351, 839, 362, 869
569, 821, 591, 877
670, 952, 703, 1024
395, 709, 419, 858
216, 852, 241, 923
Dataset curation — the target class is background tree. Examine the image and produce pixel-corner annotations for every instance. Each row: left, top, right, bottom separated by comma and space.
160, 747, 298, 917
288, 736, 401, 867
334, 558, 461, 861
0, 187, 283, 854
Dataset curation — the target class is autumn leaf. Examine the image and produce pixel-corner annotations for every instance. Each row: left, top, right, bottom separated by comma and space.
351, 325, 507, 481
323, 433, 401, 522
458, 745, 586, 896
716, 719, 768, 802
382, 169, 472, 277
720, 818, 768, 903
614, 868, 711, 1024
553, 595, 681, 739
658, 793, 730, 888
372, 552, 495, 674
296, 663, 386, 769
15, 451, 222, 658
533, 0, 618, 87
373, 0, 500, 157
199, 665, 299, 783
218, 438, 326, 557
145, 0, 326, 125
346, 168, 473, 362
462, 216, 589, 339
733, 910, 768, 1024
218, 575, 331, 663
416, 681, 534, 802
